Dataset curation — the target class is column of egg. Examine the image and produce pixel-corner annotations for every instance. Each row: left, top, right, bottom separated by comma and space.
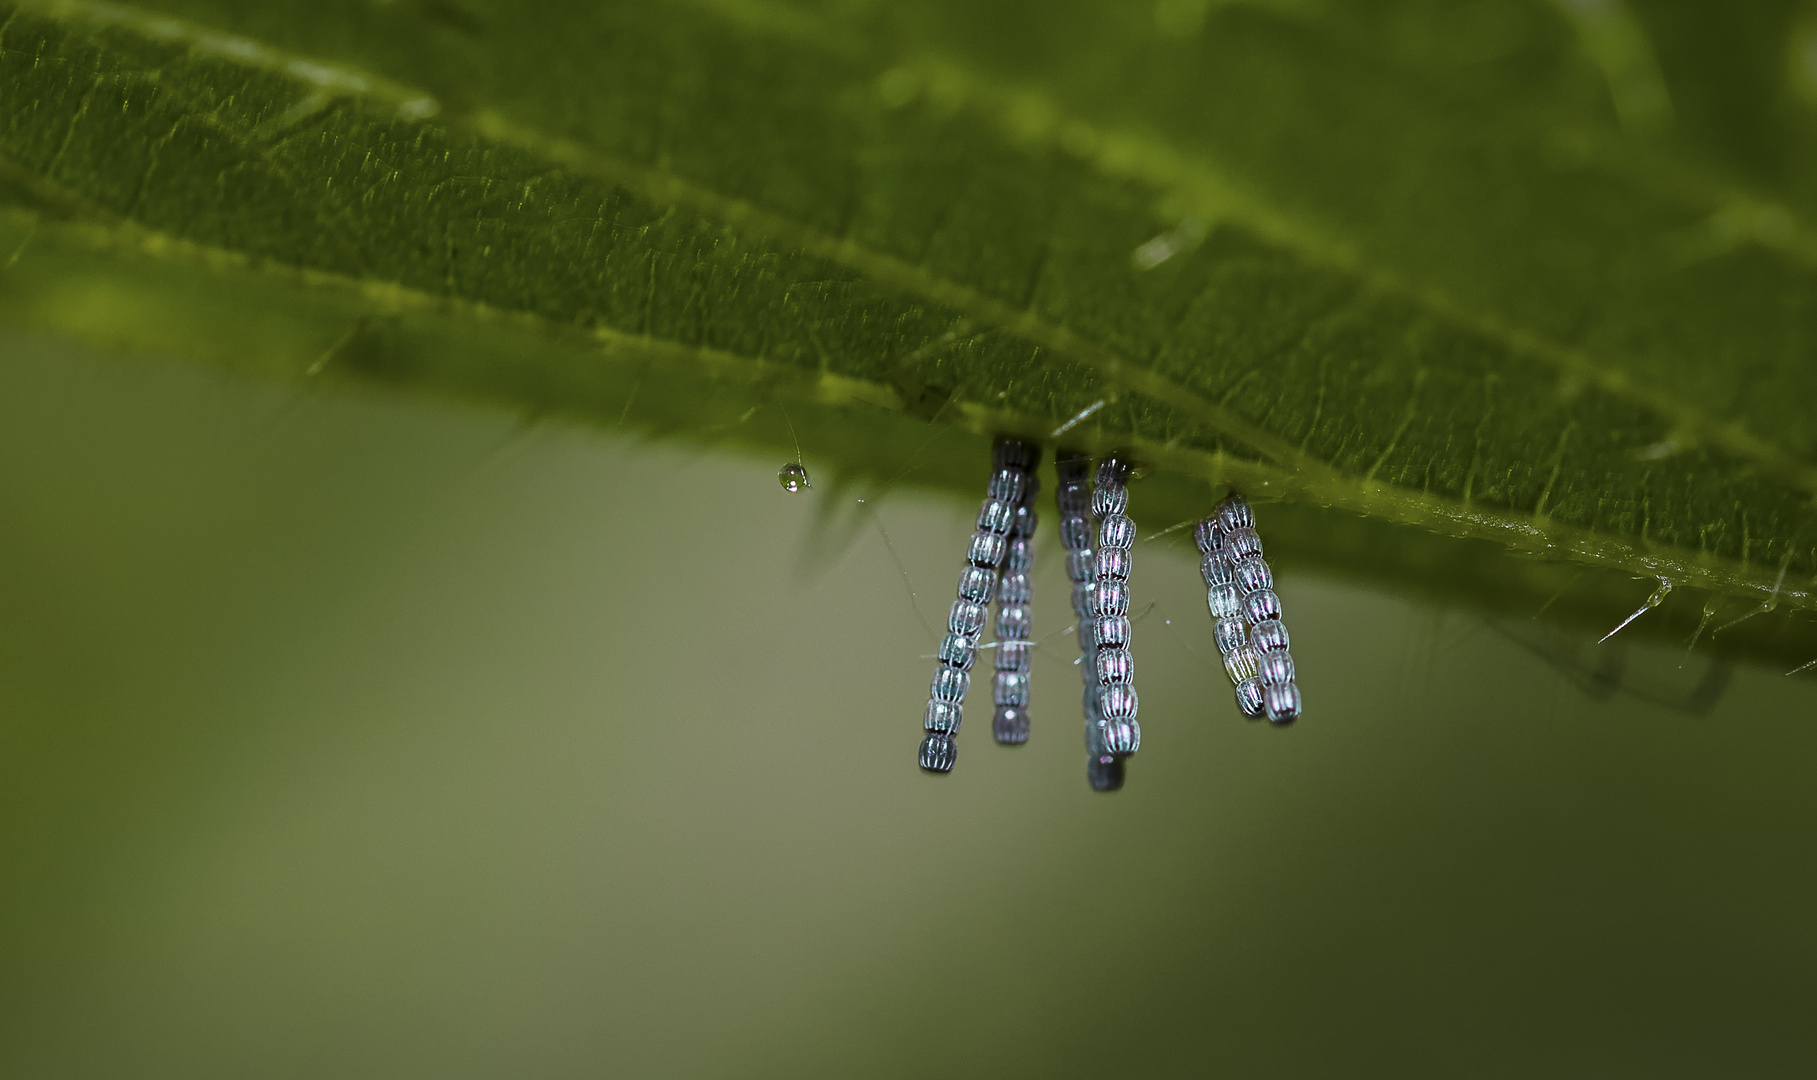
1203, 495, 1302, 725
1090, 456, 1141, 757
1055, 450, 1121, 791
991, 441, 1039, 745
1194, 513, 1251, 714
918, 440, 1031, 772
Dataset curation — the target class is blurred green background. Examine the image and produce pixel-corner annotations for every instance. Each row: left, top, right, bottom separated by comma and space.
2, 331, 1815, 1077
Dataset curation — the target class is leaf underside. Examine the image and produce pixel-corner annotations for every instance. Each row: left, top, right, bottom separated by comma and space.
3, 0, 1816, 668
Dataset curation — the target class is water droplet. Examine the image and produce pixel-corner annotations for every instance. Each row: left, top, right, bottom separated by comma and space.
778, 462, 810, 493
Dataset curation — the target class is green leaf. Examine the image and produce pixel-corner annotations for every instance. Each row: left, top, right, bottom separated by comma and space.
3, 0, 1816, 666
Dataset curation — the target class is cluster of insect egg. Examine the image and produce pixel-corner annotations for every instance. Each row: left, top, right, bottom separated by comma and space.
1089, 456, 1142, 756
921, 440, 1298, 780
1196, 495, 1302, 724
920, 438, 1039, 772
991, 443, 1040, 744
1055, 450, 1121, 791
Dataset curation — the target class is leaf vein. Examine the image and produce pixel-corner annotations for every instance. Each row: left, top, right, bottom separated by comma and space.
7, 196, 1814, 613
